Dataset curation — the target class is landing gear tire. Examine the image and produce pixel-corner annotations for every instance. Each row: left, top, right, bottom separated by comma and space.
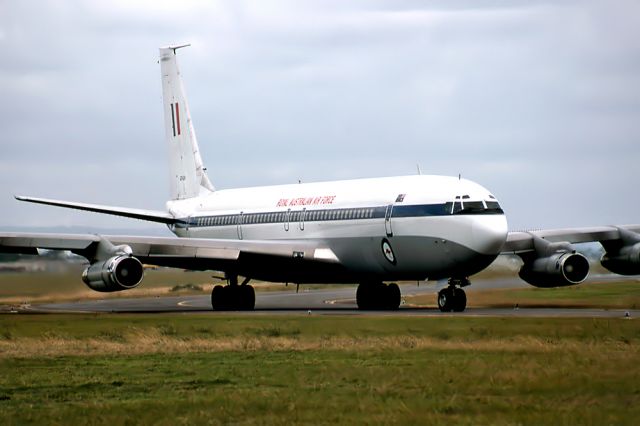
387, 283, 401, 310
211, 283, 255, 311
452, 289, 467, 312
437, 287, 467, 312
211, 285, 225, 310
356, 282, 401, 310
437, 288, 452, 312
239, 284, 256, 310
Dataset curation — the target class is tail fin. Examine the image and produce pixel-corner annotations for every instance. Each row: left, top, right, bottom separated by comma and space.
159, 45, 214, 200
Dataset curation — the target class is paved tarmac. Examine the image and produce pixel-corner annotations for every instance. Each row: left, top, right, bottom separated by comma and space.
30, 276, 639, 319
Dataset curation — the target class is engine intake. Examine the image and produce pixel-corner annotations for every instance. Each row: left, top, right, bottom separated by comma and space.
519, 252, 589, 288
82, 255, 144, 292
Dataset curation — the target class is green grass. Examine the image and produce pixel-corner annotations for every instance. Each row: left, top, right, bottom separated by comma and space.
1, 314, 639, 424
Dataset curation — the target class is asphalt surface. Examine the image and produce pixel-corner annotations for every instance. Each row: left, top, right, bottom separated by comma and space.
29, 276, 639, 319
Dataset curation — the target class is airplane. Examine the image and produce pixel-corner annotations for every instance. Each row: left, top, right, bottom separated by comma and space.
1, 45, 639, 312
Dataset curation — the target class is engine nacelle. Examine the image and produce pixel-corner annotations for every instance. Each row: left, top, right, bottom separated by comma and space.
82, 255, 144, 292
519, 252, 589, 288
601, 242, 640, 275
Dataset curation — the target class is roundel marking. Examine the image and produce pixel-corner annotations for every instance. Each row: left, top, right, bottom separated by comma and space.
381, 238, 397, 265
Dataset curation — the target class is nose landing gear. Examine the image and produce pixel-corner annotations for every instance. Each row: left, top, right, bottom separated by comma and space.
437, 277, 469, 312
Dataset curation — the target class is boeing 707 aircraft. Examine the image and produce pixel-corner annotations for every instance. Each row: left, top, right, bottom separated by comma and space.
2, 45, 639, 312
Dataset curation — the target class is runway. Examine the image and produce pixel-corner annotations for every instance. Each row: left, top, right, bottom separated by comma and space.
31, 277, 638, 319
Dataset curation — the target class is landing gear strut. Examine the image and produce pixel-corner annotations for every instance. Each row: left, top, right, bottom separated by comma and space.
356, 282, 401, 310
437, 277, 469, 312
211, 276, 255, 311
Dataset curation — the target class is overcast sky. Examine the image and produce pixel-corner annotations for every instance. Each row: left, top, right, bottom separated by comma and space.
1, 0, 639, 232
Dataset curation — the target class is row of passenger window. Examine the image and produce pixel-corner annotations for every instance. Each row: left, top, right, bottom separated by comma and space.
189, 201, 504, 227
192, 207, 379, 227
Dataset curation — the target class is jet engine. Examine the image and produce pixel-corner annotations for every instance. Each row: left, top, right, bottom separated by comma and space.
517, 235, 589, 288
518, 252, 589, 288
82, 255, 144, 292
601, 242, 640, 275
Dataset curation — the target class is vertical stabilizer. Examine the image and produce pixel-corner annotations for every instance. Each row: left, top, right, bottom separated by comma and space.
160, 45, 214, 200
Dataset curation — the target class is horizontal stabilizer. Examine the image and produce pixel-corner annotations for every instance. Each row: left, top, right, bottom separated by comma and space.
15, 196, 180, 225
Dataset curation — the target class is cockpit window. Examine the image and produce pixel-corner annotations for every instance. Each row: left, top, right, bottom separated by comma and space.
461, 201, 485, 213
447, 197, 504, 215
451, 196, 463, 214
485, 201, 503, 213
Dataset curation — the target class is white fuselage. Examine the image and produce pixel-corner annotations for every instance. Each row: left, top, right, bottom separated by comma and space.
166, 175, 508, 282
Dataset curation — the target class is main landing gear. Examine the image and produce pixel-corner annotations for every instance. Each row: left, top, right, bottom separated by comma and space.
356, 282, 401, 310
211, 276, 255, 311
437, 277, 470, 312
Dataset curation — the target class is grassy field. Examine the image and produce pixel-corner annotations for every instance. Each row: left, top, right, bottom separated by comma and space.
0, 314, 639, 424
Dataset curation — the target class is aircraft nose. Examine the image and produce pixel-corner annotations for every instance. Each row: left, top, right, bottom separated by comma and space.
471, 215, 508, 255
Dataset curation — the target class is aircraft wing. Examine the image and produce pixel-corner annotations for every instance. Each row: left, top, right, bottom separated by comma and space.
0, 232, 342, 280
502, 224, 640, 253
14, 196, 179, 225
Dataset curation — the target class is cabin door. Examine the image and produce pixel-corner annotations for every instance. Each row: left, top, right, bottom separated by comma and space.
237, 212, 243, 240
384, 204, 394, 237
